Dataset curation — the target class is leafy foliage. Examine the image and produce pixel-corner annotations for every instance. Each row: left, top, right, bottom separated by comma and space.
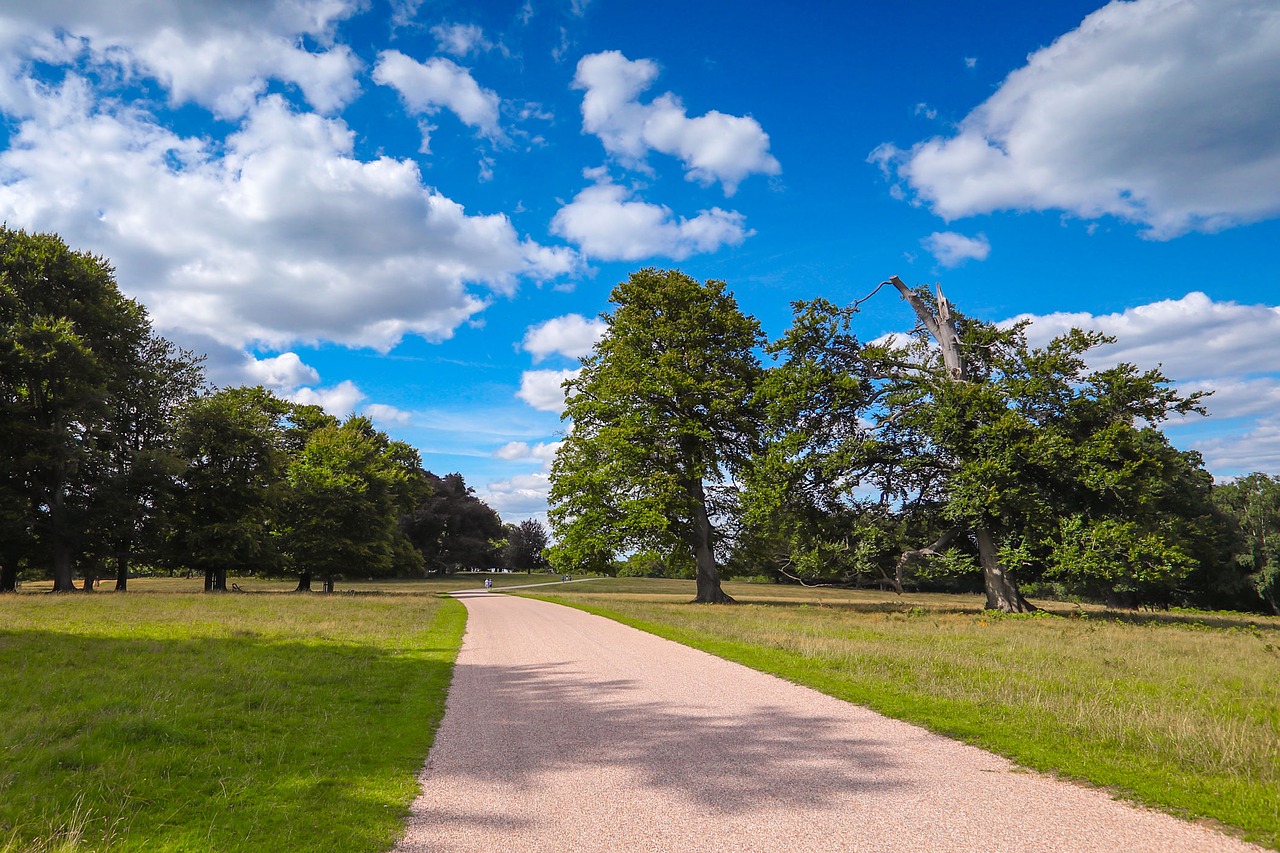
742, 286, 1225, 610
548, 268, 764, 602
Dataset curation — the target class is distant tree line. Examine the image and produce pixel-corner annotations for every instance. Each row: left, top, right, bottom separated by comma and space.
549, 268, 1280, 613
0, 227, 540, 593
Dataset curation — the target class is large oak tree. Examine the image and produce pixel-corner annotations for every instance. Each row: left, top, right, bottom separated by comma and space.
549, 268, 763, 603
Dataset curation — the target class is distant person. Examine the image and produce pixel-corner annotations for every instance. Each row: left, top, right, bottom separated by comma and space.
484, 578, 493, 591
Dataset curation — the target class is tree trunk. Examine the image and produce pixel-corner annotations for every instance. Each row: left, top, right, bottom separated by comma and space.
323, 574, 334, 593
52, 542, 75, 592
205, 568, 227, 592
0, 563, 16, 592
688, 477, 734, 604
115, 548, 129, 592
82, 573, 96, 592
975, 527, 1035, 613
295, 570, 312, 592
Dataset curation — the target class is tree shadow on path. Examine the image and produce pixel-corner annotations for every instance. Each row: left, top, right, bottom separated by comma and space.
431, 659, 908, 814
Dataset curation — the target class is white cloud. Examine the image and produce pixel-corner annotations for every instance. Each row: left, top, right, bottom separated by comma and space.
244, 352, 320, 388
0, 0, 362, 119
572, 50, 780, 195
551, 173, 753, 261
494, 440, 562, 462
481, 471, 552, 516
522, 314, 606, 362
1009, 292, 1280, 475
0, 86, 577, 352
876, 0, 1280, 238
365, 403, 413, 425
373, 51, 504, 143
289, 380, 366, 416
921, 231, 990, 267
431, 23, 491, 56
1012, 293, 1280, 385
1173, 377, 1280, 422
517, 369, 579, 414
1193, 418, 1280, 475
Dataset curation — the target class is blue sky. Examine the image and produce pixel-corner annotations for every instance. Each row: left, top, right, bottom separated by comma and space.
2, 0, 1278, 522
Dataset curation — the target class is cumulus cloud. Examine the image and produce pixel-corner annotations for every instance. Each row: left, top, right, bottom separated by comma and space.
1194, 418, 1280, 476
288, 380, 366, 416
0, 85, 577, 352
365, 403, 413, 425
494, 440, 562, 463
1009, 292, 1280, 475
522, 314, 606, 362
1012, 293, 1280, 387
431, 23, 492, 56
373, 51, 504, 144
481, 471, 552, 516
572, 50, 780, 195
0, 0, 361, 119
243, 352, 320, 388
551, 172, 753, 261
517, 369, 579, 414
921, 231, 990, 267
874, 0, 1280, 238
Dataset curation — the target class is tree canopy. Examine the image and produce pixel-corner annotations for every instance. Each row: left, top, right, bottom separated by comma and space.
549, 268, 764, 603
4, 232, 1274, 614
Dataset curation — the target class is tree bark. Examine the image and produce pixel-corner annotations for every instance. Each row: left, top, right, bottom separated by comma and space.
49, 480, 76, 592
975, 527, 1035, 613
0, 563, 17, 592
295, 570, 312, 592
52, 542, 75, 592
115, 548, 129, 592
82, 573, 96, 592
205, 568, 227, 592
894, 528, 961, 593
688, 476, 734, 604
888, 276, 967, 381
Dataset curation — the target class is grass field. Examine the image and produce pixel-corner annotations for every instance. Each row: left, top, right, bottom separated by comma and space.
527, 578, 1280, 849
7, 574, 1278, 850
0, 578, 471, 853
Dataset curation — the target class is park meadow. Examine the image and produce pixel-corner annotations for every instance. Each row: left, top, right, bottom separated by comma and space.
2, 576, 1277, 851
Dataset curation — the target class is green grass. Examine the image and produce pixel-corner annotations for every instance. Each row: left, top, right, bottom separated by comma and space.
0, 581, 467, 853
526, 578, 1280, 849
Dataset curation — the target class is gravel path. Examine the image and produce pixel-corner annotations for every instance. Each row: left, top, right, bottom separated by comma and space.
394, 591, 1260, 852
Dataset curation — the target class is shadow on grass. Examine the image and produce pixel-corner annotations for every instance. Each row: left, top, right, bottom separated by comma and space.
0, 627, 456, 853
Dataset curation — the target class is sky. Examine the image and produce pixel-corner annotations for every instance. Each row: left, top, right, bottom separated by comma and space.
1, 0, 1278, 524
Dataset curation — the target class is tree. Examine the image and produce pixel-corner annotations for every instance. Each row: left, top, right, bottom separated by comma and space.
548, 268, 764, 603
1214, 473, 1280, 614
746, 278, 1217, 611
504, 519, 549, 573
405, 472, 503, 573
0, 227, 166, 591
91, 335, 205, 591
171, 387, 294, 591
280, 416, 414, 592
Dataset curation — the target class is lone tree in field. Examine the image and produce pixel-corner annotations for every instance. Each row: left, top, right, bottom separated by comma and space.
549, 268, 763, 603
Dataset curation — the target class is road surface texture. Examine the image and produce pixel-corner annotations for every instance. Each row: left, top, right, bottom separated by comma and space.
394, 591, 1260, 853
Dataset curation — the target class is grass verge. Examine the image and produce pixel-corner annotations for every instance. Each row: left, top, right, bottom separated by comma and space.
0, 583, 467, 852
526, 579, 1280, 849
